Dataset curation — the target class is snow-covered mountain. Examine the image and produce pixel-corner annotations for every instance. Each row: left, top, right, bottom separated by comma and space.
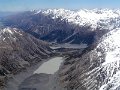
58, 27, 120, 90
35, 8, 120, 30
98, 28, 120, 90
1, 9, 120, 90
2, 9, 120, 45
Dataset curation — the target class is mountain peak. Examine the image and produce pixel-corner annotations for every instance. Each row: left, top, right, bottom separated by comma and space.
33, 9, 120, 29
3, 27, 14, 34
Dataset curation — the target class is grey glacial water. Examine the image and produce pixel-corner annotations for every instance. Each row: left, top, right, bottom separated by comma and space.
5, 57, 64, 90
34, 57, 63, 74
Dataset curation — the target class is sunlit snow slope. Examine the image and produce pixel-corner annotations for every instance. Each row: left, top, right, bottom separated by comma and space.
58, 28, 120, 90
98, 28, 120, 90
37, 9, 120, 30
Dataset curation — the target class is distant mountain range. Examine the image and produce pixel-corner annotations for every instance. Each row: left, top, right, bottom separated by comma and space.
0, 12, 17, 18
3, 9, 120, 45
1, 9, 120, 90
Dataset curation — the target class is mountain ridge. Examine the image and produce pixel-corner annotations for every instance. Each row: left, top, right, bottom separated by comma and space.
2, 9, 118, 45
0, 27, 52, 89
1, 8, 120, 90
58, 27, 120, 90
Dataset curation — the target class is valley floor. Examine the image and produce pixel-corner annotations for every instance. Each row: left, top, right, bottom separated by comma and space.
3, 44, 86, 90
4, 57, 65, 90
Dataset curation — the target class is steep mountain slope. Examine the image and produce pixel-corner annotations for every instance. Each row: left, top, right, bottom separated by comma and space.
0, 27, 52, 89
58, 28, 120, 90
3, 9, 119, 45
1, 9, 120, 90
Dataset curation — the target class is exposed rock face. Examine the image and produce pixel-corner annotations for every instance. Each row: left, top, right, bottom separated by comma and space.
2, 9, 115, 45
1, 9, 120, 90
58, 28, 120, 90
0, 27, 52, 89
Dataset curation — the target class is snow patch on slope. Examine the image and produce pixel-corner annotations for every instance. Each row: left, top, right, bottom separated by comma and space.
100, 71, 120, 90
0, 27, 23, 41
97, 28, 120, 90
3, 27, 13, 34
97, 28, 120, 65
